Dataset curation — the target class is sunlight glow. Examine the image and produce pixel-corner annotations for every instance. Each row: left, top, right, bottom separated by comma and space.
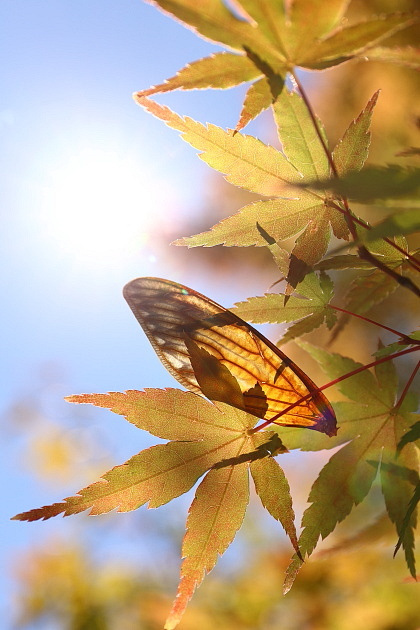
41, 148, 168, 269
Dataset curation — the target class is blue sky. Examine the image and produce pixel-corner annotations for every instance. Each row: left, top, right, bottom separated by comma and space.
1, 1, 276, 403
1, 2, 285, 625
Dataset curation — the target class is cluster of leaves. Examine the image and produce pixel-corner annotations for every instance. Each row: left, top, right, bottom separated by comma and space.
13, 1, 419, 629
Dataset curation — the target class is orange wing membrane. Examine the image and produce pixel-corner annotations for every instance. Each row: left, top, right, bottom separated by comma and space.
123, 278, 337, 437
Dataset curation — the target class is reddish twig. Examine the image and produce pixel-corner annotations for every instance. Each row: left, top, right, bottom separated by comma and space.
251, 345, 419, 433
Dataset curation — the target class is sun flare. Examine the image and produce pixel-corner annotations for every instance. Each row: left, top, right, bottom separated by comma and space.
41, 148, 166, 269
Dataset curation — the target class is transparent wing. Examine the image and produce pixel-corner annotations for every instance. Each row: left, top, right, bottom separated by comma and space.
123, 277, 336, 436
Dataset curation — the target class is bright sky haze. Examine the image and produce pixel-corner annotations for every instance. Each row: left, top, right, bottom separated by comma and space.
1, 2, 266, 625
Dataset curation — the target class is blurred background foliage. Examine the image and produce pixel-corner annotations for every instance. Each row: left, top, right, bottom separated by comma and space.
8, 0, 419, 627
12, 522, 420, 629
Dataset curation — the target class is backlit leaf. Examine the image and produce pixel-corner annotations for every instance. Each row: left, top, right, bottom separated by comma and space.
13, 429, 252, 520
273, 89, 329, 182
304, 165, 420, 201
135, 96, 301, 195
287, 213, 331, 287
333, 91, 379, 176
236, 75, 284, 132
235, 0, 287, 54
299, 12, 419, 69
360, 45, 420, 69
145, 0, 277, 57
251, 455, 299, 555
233, 272, 334, 343
175, 192, 320, 248
285, 0, 350, 59
284, 429, 383, 593
66, 388, 247, 441
283, 346, 419, 590
364, 209, 420, 241
136, 52, 261, 96
164, 452, 250, 629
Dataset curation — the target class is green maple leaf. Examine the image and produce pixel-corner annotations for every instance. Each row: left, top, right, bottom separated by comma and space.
394, 483, 420, 560
281, 343, 419, 591
13, 389, 299, 630
333, 91, 379, 176
323, 236, 414, 341
338, 236, 410, 318
394, 419, 420, 557
136, 0, 418, 129
315, 254, 376, 271
165, 90, 382, 287
397, 420, 420, 454
305, 165, 420, 203
362, 45, 420, 69
233, 272, 336, 342
365, 207, 420, 240
132, 2, 418, 296
374, 331, 420, 359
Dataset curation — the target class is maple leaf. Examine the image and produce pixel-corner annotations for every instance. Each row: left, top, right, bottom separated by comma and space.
397, 420, 420, 454
233, 272, 336, 343
315, 255, 375, 271
365, 209, 420, 241
374, 332, 420, 360
164, 459, 250, 630
135, 94, 301, 196
13, 389, 300, 629
332, 91, 379, 177
237, 74, 283, 131
305, 165, 420, 202
169, 90, 383, 288
12, 391, 256, 517
135, 1, 418, 128
361, 45, 420, 69
394, 419, 420, 559
394, 483, 420, 562
337, 236, 409, 322
174, 192, 321, 248
164, 429, 297, 629
132, 6, 419, 295
273, 89, 330, 184
281, 343, 419, 591
138, 52, 262, 96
